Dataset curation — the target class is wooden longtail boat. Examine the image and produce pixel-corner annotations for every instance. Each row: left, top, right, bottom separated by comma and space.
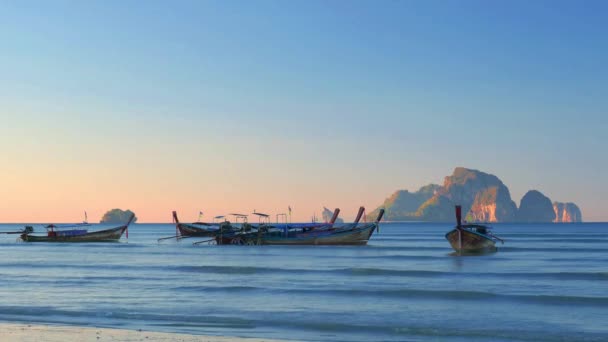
265, 208, 341, 235
206, 211, 271, 245
203, 208, 342, 246
162, 212, 245, 242
260, 207, 384, 245
172, 211, 221, 237
20, 214, 135, 243
201, 207, 384, 246
445, 206, 504, 254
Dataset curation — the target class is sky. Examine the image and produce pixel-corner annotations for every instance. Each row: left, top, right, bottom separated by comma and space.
1, 0, 607, 222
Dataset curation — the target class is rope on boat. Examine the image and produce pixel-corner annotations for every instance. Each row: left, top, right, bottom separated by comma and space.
487, 232, 505, 244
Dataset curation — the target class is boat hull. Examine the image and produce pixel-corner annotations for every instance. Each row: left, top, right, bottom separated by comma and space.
445, 228, 496, 253
260, 224, 377, 246
21, 226, 127, 243
177, 223, 218, 237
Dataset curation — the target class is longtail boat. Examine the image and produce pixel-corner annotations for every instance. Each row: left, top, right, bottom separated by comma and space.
195, 207, 384, 246
207, 211, 270, 245
260, 208, 341, 235
260, 207, 383, 245
160, 211, 244, 242
171, 211, 221, 237
445, 205, 504, 254
200, 208, 341, 245
20, 214, 135, 243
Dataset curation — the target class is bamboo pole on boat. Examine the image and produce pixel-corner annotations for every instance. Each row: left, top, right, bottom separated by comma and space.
487, 232, 505, 244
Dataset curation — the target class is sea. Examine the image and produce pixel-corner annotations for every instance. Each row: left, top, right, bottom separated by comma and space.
0, 222, 606, 342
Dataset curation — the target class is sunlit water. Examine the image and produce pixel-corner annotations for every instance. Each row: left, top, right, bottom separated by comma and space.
0, 222, 606, 341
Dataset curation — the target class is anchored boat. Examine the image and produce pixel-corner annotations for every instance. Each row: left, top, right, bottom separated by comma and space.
260, 207, 380, 245
172, 211, 223, 237
194, 207, 384, 246
20, 214, 135, 242
211, 208, 342, 245
160, 211, 245, 242
445, 205, 504, 254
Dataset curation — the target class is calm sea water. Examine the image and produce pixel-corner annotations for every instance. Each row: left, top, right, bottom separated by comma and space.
0, 222, 606, 341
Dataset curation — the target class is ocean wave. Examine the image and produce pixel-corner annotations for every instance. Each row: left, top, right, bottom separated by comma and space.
500, 233, 608, 238
501, 246, 608, 253
283, 288, 608, 306
335, 269, 608, 281
157, 283, 608, 307
0, 306, 256, 330
3, 265, 604, 284
366, 246, 449, 251
171, 285, 261, 293
504, 238, 608, 243
1, 305, 605, 342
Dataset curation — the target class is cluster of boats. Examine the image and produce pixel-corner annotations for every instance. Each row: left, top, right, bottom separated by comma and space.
7, 208, 385, 247
5, 205, 505, 253
167, 207, 384, 246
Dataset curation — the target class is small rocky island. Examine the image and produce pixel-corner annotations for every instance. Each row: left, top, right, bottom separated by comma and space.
553, 202, 582, 223
516, 190, 556, 223
100, 209, 138, 224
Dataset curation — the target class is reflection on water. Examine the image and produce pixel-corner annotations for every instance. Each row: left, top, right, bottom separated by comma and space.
448, 250, 498, 257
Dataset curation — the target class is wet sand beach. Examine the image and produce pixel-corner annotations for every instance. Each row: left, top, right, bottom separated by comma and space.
0, 323, 285, 342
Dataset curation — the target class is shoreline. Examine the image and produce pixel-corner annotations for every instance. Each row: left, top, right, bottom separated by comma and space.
0, 323, 286, 342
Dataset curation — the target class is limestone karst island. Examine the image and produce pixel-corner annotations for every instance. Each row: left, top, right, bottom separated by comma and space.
369, 167, 582, 223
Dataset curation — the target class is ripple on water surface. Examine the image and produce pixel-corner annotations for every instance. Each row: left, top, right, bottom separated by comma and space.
0, 222, 606, 341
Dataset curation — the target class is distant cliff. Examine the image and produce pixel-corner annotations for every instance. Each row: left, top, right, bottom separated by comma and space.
516, 190, 556, 223
370, 167, 582, 223
322, 207, 344, 224
368, 184, 440, 221
553, 202, 582, 223
100, 209, 137, 224
416, 168, 517, 222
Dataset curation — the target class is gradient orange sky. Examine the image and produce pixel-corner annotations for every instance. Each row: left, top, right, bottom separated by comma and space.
2, 2, 606, 222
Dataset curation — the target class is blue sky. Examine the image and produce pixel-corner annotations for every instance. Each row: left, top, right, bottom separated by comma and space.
1, 1, 607, 221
